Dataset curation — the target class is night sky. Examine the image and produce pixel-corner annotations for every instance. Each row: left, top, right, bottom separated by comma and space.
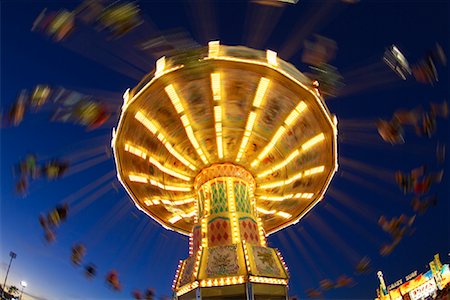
1, 1, 449, 299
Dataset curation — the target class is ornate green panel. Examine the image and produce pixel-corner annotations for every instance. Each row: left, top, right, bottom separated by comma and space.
210, 181, 228, 214
234, 182, 250, 213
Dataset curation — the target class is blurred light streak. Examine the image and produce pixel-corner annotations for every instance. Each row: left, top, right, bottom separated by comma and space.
37, 134, 110, 162
64, 154, 109, 177
275, 232, 313, 289
62, 170, 116, 205
341, 61, 388, 81
64, 145, 107, 163
328, 187, 381, 224
75, 88, 123, 105
185, 0, 218, 44
84, 197, 132, 247
340, 156, 396, 184
308, 214, 360, 266
242, 3, 285, 49
339, 118, 377, 130
121, 222, 161, 274
70, 181, 114, 215
339, 133, 388, 147
285, 228, 325, 280
116, 219, 151, 270
61, 26, 147, 80
298, 226, 341, 278
279, 1, 341, 60
340, 170, 403, 203
323, 202, 383, 246
338, 71, 400, 97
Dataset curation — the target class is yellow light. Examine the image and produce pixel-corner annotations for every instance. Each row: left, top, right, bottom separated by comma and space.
169, 215, 182, 224
124, 143, 147, 159
199, 276, 245, 287
134, 176, 191, 192
176, 281, 199, 296
211, 73, 221, 101
252, 126, 286, 166
304, 165, 325, 176
180, 114, 190, 127
155, 56, 165, 77
180, 210, 197, 218
298, 193, 314, 199
258, 194, 293, 201
208, 40, 220, 57
252, 101, 307, 166
148, 157, 191, 181
214, 105, 224, 159
135, 111, 197, 170
173, 260, 184, 290
165, 86, 209, 165
259, 164, 325, 189
217, 136, 223, 159
243, 241, 252, 273
122, 88, 130, 103
214, 105, 222, 122
165, 85, 184, 114
257, 207, 276, 214
302, 133, 325, 150
201, 217, 208, 248
135, 111, 158, 134
258, 178, 287, 189
245, 111, 257, 131
266, 49, 278, 66
228, 179, 240, 243
276, 211, 292, 218
170, 198, 196, 205
163, 142, 197, 171
252, 78, 270, 108
249, 276, 287, 285
236, 111, 257, 162
256, 149, 300, 178
128, 174, 148, 183
285, 101, 307, 126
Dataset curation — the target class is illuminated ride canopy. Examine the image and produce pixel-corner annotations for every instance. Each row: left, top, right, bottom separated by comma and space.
112, 41, 338, 299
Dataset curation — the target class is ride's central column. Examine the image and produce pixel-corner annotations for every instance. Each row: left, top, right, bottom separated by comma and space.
173, 164, 289, 299
194, 163, 265, 251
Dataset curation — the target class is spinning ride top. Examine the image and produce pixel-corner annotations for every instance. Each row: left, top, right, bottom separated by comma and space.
112, 41, 338, 299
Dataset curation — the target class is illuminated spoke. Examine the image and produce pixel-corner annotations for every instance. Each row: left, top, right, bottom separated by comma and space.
256, 207, 276, 215
144, 197, 196, 206
257, 193, 314, 202
251, 101, 307, 167
165, 85, 209, 165
124, 142, 192, 181
257, 207, 291, 218
256, 132, 325, 178
258, 165, 325, 189
211, 73, 224, 159
128, 173, 191, 192
236, 78, 270, 162
135, 111, 197, 170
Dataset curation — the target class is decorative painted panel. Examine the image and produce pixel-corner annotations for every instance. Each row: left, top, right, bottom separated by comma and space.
179, 256, 196, 287
252, 246, 283, 277
206, 245, 240, 277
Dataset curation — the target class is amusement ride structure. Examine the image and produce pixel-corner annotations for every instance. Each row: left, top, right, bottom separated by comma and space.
112, 41, 338, 299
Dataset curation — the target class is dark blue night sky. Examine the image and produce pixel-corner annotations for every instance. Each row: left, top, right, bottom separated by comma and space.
1, 1, 449, 299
